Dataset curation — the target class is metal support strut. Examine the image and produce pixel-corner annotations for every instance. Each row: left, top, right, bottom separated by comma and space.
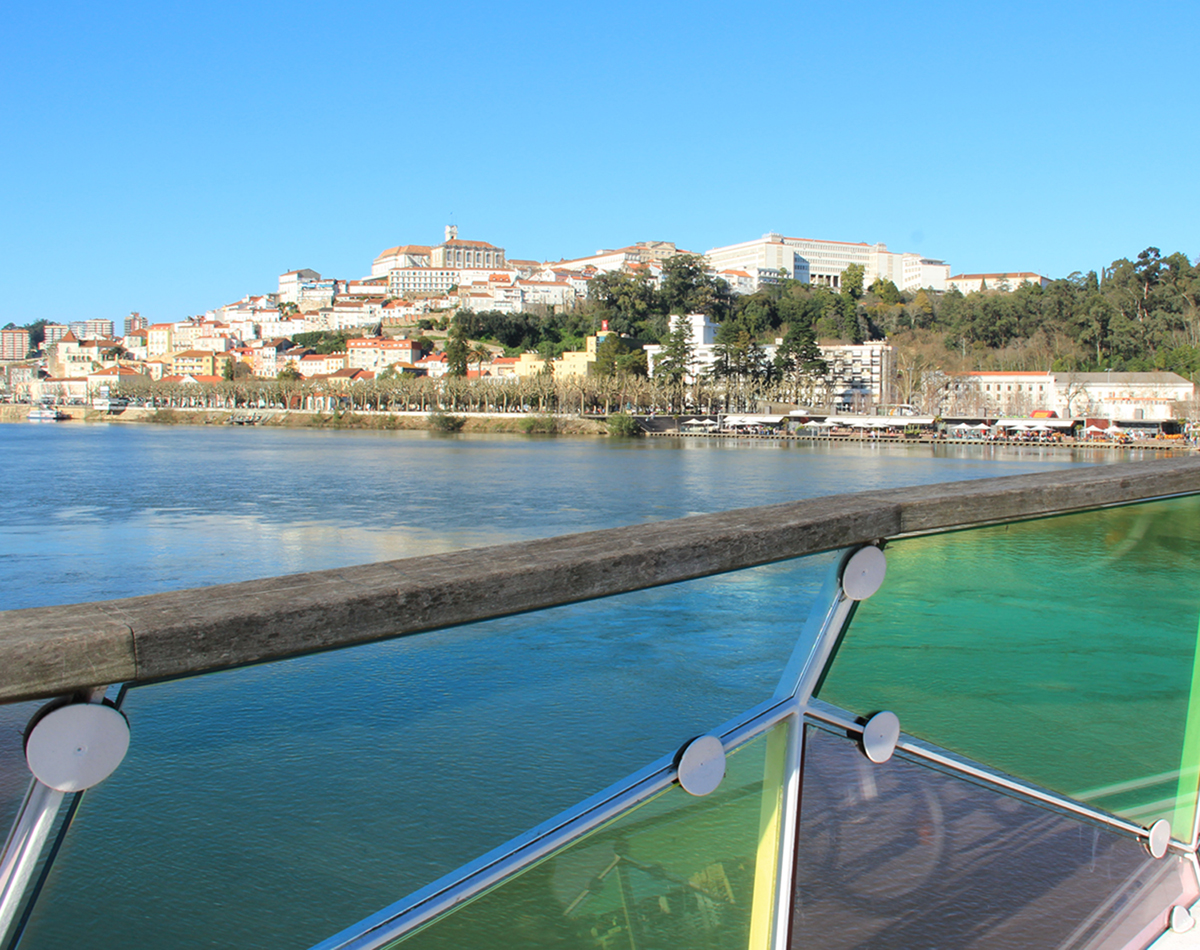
0, 690, 129, 945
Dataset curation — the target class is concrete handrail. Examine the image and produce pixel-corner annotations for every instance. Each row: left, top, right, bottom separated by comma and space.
2, 456, 1198, 703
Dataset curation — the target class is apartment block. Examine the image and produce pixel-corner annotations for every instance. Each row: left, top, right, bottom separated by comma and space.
1, 328, 30, 361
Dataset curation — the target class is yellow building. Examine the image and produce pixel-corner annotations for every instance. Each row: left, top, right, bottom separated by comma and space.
171, 350, 217, 377
552, 333, 610, 379
513, 353, 549, 378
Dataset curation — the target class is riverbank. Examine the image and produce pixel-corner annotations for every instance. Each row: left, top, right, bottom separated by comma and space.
1, 404, 611, 435
3, 404, 1193, 452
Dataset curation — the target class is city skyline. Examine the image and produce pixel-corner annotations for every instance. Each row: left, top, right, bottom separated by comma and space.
2, 0, 1196, 325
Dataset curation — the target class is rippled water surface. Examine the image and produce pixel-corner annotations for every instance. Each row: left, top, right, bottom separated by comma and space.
0, 423, 1125, 610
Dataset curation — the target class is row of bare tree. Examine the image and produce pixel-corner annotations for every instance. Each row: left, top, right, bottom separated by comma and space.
108, 372, 845, 416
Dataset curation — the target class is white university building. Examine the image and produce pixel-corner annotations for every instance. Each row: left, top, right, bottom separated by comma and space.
705, 233, 950, 294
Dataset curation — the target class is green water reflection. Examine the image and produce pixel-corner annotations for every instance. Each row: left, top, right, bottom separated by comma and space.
819, 495, 1200, 839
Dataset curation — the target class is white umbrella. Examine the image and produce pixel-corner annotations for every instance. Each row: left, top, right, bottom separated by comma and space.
1084, 425, 1107, 433
951, 423, 970, 430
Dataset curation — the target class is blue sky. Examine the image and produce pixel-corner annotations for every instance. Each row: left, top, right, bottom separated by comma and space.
2, 0, 1196, 325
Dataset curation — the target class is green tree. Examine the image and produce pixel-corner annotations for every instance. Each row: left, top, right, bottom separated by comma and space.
615, 349, 648, 377
867, 278, 903, 305
661, 254, 734, 322
592, 333, 628, 377
470, 343, 491, 377
277, 364, 302, 381
588, 270, 659, 337
26, 319, 47, 350
445, 323, 470, 377
840, 264, 865, 300
656, 315, 696, 407
773, 322, 827, 403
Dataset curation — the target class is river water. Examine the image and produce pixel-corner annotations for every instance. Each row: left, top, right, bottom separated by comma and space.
0, 424, 1148, 949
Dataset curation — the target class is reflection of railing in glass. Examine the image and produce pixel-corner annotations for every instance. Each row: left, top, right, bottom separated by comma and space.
1, 458, 1200, 950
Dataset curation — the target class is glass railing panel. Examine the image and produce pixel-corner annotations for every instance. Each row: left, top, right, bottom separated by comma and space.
816, 496, 1200, 839
0, 701, 46, 831
793, 726, 1200, 949
16, 556, 832, 950
389, 724, 786, 950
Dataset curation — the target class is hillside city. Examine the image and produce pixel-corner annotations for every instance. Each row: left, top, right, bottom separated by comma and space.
1, 227, 1196, 428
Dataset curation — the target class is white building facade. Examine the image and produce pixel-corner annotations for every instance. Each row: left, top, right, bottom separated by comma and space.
705, 233, 949, 293
946, 273, 1052, 294
946, 371, 1194, 421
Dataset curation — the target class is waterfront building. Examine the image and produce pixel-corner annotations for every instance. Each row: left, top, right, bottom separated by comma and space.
643, 314, 896, 408
552, 331, 617, 379
945, 371, 1193, 421
30, 374, 87, 402
86, 365, 149, 392
946, 272, 1051, 294
1053, 371, 1194, 421
0, 360, 36, 400
821, 342, 897, 411
0, 328, 30, 361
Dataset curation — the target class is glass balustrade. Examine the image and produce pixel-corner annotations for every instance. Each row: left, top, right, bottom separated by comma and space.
7, 492, 1200, 950
0, 702, 47, 831
13, 556, 834, 950
388, 725, 786, 950
793, 726, 1199, 949
818, 495, 1200, 842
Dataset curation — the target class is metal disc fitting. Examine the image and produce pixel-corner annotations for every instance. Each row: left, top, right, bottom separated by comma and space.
25, 703, 130, 792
